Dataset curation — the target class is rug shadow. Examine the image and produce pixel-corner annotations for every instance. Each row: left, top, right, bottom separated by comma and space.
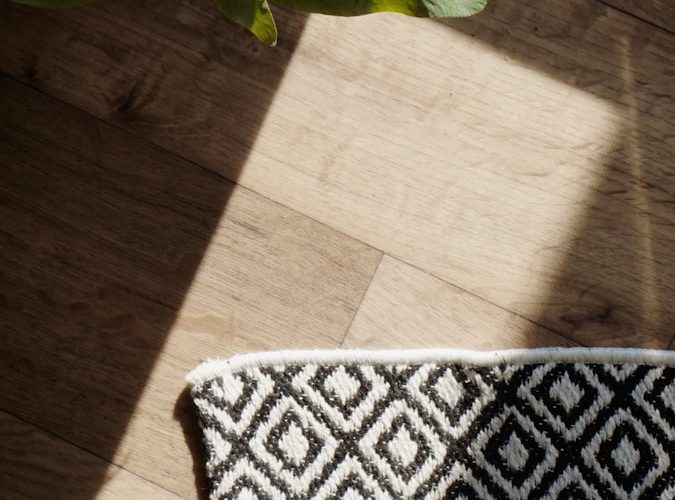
175, 388, 211, 500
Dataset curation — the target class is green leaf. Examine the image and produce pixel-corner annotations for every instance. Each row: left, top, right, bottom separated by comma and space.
214, 0, 278, 46
272, 0, 486, 17
11, 0, 485, 46
10, 0, 94, 6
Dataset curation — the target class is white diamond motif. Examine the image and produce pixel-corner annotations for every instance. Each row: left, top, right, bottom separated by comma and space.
359, 399, 446, 497
191, 359, 674, 500
324, 365, 361, 405
408, 365, 494, 438
222, 373, 245, 405
434, 369, 464, 409
250, 396, 338, 495
294, 365, 389, 432
549, 371, 583, 414
470, 405, 558, 498
611, 436, 640, 476
500, 432, 529, 471
582, 409, 670, 498
279, 422, 310, 466
518, 364, 613, 441
388, 427, 418, 467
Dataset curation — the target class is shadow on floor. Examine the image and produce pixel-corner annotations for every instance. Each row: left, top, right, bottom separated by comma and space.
1, 0, 674, 498
0, 1, 307, 498
439, 0, 675, 348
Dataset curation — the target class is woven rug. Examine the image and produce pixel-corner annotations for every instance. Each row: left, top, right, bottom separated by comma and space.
187, 348, 675, 499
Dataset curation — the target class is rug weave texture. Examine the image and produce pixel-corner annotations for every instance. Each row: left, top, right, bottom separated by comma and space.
187, 349, 674, 499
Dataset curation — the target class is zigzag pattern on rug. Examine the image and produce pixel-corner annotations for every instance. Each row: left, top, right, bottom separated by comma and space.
190, 360, 674, 499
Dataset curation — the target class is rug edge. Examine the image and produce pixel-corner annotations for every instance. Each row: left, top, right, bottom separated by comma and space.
186, 347, 675, 387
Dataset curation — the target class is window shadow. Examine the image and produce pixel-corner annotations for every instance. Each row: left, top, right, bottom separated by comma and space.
439, 0, 675, 348
0, 1, 307, 498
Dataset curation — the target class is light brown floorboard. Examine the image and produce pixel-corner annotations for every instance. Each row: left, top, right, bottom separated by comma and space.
1, 0, 673, 348
342, 256, 578, 350
0, 74, 381, 499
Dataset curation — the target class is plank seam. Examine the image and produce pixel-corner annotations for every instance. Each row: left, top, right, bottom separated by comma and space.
0, 70, 590, 349
339, 253, 385, 348
388, 257, 587, 348
596, 0, 675, 36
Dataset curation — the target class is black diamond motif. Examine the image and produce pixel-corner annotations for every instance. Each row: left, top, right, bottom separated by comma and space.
557, 481, 593, 500
374, 413, 433, 482
442, 479, 483, 499
483, 413, 546, 489
596, 419, 658, 492
201, 373, 258, 423
643, 368, 674, 426
191, 358, 675, 500
333, 471, 375, 499
529, 365, 598, 428
264, 408, 322, 476
308, 365, 373, 418
230, 477, 274, 500
605, 364, 637, 380
420, 366, 484, 427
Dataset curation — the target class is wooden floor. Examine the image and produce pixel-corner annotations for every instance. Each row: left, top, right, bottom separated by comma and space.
1, 0, 673, 498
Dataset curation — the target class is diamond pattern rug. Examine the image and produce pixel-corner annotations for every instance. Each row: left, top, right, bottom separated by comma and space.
186, 348, 675, 499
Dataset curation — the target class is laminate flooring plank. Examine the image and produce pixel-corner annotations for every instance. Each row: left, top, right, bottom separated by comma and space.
0, 74, 381, 498
0, 410, 183, 500
342, 256, 578, 350
601, 0, 675, 33
1, 0, 672, 347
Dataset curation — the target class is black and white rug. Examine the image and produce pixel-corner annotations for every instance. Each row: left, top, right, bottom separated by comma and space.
187, 348, 675, 499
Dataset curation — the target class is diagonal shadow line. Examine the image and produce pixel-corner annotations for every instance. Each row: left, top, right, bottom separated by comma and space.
0, 1, 308, 498
436, 0, 675, 348
1, 0, 673, 498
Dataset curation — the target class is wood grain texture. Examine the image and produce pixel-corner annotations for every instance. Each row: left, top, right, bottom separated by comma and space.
602, 0, 675, 32
342, 256, 578, 350
0, 410, 182, 500
0, 0, 307, 186
1, 0, 674, 498
1, 0, 673, 349
0, 74, 381, 499
235, 2, 675, 349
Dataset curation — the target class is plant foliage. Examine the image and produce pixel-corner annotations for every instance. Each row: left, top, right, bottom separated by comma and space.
12, 0, 486, 46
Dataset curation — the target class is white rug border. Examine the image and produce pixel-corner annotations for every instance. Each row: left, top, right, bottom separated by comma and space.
186, 347, 675, 386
